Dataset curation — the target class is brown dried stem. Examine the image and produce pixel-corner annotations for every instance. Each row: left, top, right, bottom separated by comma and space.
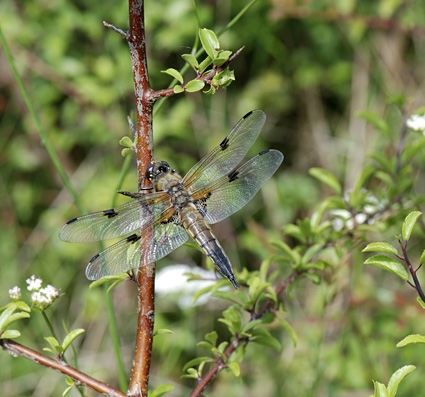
0, 339, 126, 397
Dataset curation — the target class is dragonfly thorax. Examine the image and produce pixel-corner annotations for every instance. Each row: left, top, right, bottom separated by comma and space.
167, 182, 193, 209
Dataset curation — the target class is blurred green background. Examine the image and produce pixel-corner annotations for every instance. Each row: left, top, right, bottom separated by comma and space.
1, 0, 425, 396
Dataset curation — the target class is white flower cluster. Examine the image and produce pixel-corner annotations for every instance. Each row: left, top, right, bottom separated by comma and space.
406, 114, 425, 133
8, 286, 21, 300
8, 275, 60, 309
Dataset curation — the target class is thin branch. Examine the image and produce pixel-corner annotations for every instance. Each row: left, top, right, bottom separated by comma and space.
103, 21, 130, 40
0, 339, 126, 397
399, 239, 425, 302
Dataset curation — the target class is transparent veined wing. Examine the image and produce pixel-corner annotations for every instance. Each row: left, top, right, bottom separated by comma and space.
192, 149, 283, 225
59, 192, 169, 243
183, 110, 266, 192
85, 208, 188, 280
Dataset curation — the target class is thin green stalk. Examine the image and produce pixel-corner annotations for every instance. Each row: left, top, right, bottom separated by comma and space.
0, 24, 86, 214
41, 310, 58, 340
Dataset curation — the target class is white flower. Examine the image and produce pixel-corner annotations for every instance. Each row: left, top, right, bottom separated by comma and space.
26, 275, 43, 291
41, 285, 59, 300
9, 286, 21, 300
406, 114, 425, 133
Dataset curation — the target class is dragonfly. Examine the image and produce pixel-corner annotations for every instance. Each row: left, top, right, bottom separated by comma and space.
60, 110, 283, 288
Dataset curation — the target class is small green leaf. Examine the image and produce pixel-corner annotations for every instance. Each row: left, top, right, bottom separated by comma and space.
173, 85, 184, 94
420, 249, 425, 265
301, 243, 324, 265
212, 290, 241, 305
185, 80, 205, 92
121, 148, 133, 157
418, 297, 425, 309
270, 241, 301, 263
372, 381, 388, 397
203, 85, 216, 95
181, 54, 199, 70
309, 168, 342, 195
227, 362, 240, 377
387, 365, 416, 397
278, 316, 297, 347
0, 306, 16, 330
89, 274, 127, 289
397, 334, 425, 347
204, 331, 218, 345
364, 255, 409, 280
198, 57, 212, 73
212, 69, 235, 87
402, 211, 422, 241
161, 68, 184, 84
119, 136, 133, 148
362, 242, 398, 256
182, 368, 199, 379
62, 386, 74, 396
155, 328, 174, 335
199, 28, 219, 60
250, 328, 281, 351
63, 329, 85, 352
357, 110, 390, 135
1, 329, 21, 339
182, 357, 212, 372
213, 50, 232, 66
149, 384, 175, 397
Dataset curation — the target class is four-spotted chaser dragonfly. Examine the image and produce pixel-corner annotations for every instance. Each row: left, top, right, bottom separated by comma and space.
60, 110, 283, 288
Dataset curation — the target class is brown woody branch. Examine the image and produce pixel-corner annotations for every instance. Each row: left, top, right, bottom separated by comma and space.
0, 339, 126, 396
190, 271, 300, 396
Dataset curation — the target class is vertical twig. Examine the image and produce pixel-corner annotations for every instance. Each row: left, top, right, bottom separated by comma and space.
127, 1, 155, 396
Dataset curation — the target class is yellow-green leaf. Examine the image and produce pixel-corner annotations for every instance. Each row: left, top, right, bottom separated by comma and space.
362, 242, 398, 256
364, 255, 408, 280
402, 211, 422, 241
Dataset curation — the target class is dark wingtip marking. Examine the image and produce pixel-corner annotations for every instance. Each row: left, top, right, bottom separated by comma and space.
103, 209, 118, 218
126, 233, 141, 243
66, 217, 78, 225
89, 253, 100, 263
220, 136, 230, 150
228, 170, 239, 182
243, 110, 253, 119
259, 149, 270, 156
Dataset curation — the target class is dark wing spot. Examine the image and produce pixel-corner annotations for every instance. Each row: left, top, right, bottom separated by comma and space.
126, 234, 141, 244
220, 136, 230, 150
66, 217, 78, 225
258, 149, 269, 156
228, 170, 239, 182
103, 209, 118, 218
89, 253, 100, 263
242, 110, 253, 119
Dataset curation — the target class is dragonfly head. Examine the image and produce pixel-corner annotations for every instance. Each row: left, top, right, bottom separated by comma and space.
145, 161, 173, 182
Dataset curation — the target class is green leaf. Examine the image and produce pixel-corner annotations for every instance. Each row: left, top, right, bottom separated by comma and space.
62, 329, 85, 352
250, 328, 281, 351
420, 249, 425, 265
373, 381, 388, 397
173, 85, 184, 94
278, 316, 297, 347
270, 241, 301, 263
181, 54, 199, 70
185, 80, 205, 92
364, 255, 409, 280
155, 328, 174, 335
212, 69, 235, 87
204, 331, 218, 346
199, 28, 219, 60
227, 362, 240, 377
121, 148, 133, 157
161, 68, 184, 84
397, 334, 425, 347
301, 243, 324, 265
418, 297, 425, 309
362, 242, 398, 256
241, 319, 263, 334
149, 384, 175, 397
387, 365, 416, 397
89, 274, 127, 289
369, 154, 394, 174
402, 211, 422, 241
309, 167, 342, 195
212, 290, 241, 305
183, 357, 213, 372
213, 50, 232, 66
203, 85, 216, 95
119, 136, 133, 148
62, 386, 74, 396
198, 57, 212, 73
182, 368, 199, 379
1, 329, 21, 339
357, 110, 390, 135
0, 306, 16, 330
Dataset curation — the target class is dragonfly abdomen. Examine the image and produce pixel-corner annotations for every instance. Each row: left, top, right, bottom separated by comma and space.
180, 207, 240, 288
